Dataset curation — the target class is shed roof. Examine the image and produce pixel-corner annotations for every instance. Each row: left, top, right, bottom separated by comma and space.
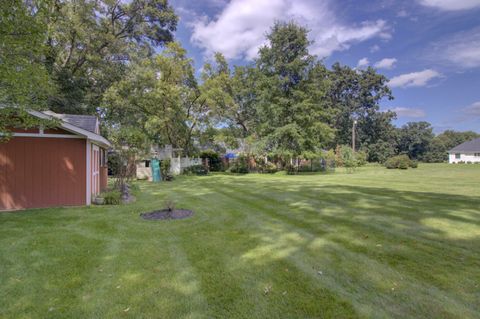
27, 110, 111, 148
449, 138, 480, 153
43, 111, 98, 133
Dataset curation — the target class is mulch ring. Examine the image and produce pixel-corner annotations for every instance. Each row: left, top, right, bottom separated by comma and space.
140, 209, 194, 220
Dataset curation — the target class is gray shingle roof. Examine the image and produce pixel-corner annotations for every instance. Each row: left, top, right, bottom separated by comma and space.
449, 138, 480, 153
43, 111, 98, 133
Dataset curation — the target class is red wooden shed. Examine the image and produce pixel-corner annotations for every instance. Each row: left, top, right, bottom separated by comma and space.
0, 110, 111, 210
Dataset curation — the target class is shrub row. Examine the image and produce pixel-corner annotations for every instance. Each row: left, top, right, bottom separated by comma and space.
182, 165, 208, 175
384, 155, 418, 169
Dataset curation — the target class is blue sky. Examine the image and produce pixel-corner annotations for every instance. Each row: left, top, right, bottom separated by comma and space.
170, 0, 480, 133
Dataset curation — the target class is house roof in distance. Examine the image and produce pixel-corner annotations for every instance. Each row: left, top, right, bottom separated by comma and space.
449, 138, 480, 153
43, 111, 98, 133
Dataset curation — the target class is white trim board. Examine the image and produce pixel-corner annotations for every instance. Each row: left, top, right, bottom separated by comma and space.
11, 133, 84, 139
86, 140, 92, 205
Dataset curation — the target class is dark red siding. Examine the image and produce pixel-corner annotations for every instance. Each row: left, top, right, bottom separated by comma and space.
0, 137, 86, 210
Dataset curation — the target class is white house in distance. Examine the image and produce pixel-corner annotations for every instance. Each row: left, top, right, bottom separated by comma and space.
448, 138, 480, 163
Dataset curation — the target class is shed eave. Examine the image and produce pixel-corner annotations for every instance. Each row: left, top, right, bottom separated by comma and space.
28, 110, 111, 148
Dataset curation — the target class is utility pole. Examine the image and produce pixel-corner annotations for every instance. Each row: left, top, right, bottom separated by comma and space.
352, 119, 357, 153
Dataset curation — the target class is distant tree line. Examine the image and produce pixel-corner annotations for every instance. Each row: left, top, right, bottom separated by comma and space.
1, 1, 477, 163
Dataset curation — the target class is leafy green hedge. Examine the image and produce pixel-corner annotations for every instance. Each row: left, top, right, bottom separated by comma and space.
160, 159, 171, 180
102, 190, 121, 205
385, 155, 418, 169
183, 165, 208, 175
200, 150, 223, 171
227, 155, 249, 174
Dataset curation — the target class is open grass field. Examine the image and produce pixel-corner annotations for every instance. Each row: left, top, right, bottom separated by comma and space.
1, 164, 479, 318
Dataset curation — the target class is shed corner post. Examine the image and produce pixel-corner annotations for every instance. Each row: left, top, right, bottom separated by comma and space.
86, 140, 92, 205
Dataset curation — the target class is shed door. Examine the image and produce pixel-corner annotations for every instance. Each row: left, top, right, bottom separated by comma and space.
91, 145, 100, 196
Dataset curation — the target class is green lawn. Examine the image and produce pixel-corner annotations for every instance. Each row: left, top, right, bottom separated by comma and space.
1, 164, 479, 318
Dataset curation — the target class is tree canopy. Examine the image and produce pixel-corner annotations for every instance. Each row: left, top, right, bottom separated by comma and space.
104, 42, 207, 154
2, 6, 478, 162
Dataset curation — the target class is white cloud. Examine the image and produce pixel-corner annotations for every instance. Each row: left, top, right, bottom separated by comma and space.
357, 57, 369, 68
447, 101, 480, 123
190, 0, 391, 60
430, 27, 480, 68
389, 69, 442, 88
374, 58, 397, 69
418, 0, 480, 10
464, 101, 480, 116
390, 107, 426, 118
369, 44, 380, 53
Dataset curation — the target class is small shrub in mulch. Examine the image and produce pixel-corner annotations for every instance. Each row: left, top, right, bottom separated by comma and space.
140, 209, 194, 220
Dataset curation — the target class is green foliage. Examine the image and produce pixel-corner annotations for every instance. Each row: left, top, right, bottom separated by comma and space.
321, 149, 337, 171
423, 130, 480, 163
200, 150, 223, 171
183, 165, 208, 176
335, 145, 355, 167
355, 150, 368, 166
384, 155, 416, 169
0, 0, 54, 136
227, 155, 249, 174
397, 122, 434, 160
285, 163, 298, 175
201, 55, 257, 137
328, 63, 395, 155
197, 24, 396, 164
398, 159, 409, 169
102, 190, 121, 205
104, 42, 206, 155
254, 22, 334, 159
257, 162, 278, 174
107, 152, 122, 176
296, 151, 336, 173
160, 159, 171, 180
106, 126, 150, 183
334, 145, 368, 172
129, 183, 141, 192
44, 0, 178, 113
366, 141, 396, 163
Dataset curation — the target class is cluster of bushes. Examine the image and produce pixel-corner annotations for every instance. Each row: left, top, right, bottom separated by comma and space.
102, 190, 121, 205
183, 165, 209, 175
257, 161, 278, 174
285, 163, 298, 175
160, 159, 174, 181
199, 150, 224, 171
335, 145, 367, 171
384, 155, 418, 169
227, 155, 249, 174
180, 146, 375, 176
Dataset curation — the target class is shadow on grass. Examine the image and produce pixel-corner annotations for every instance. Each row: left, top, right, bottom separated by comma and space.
158, 176, 480, 318
1, 176, 479, 318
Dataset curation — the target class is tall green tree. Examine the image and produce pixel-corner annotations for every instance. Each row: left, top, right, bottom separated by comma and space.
254, 22, 333, 159
201, 53, 258, 137
0, 0, 54, 138
43, 0, 178, 114
327, 63, 394, 159
104, 42, 208, 155
397, 121, 434, 160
